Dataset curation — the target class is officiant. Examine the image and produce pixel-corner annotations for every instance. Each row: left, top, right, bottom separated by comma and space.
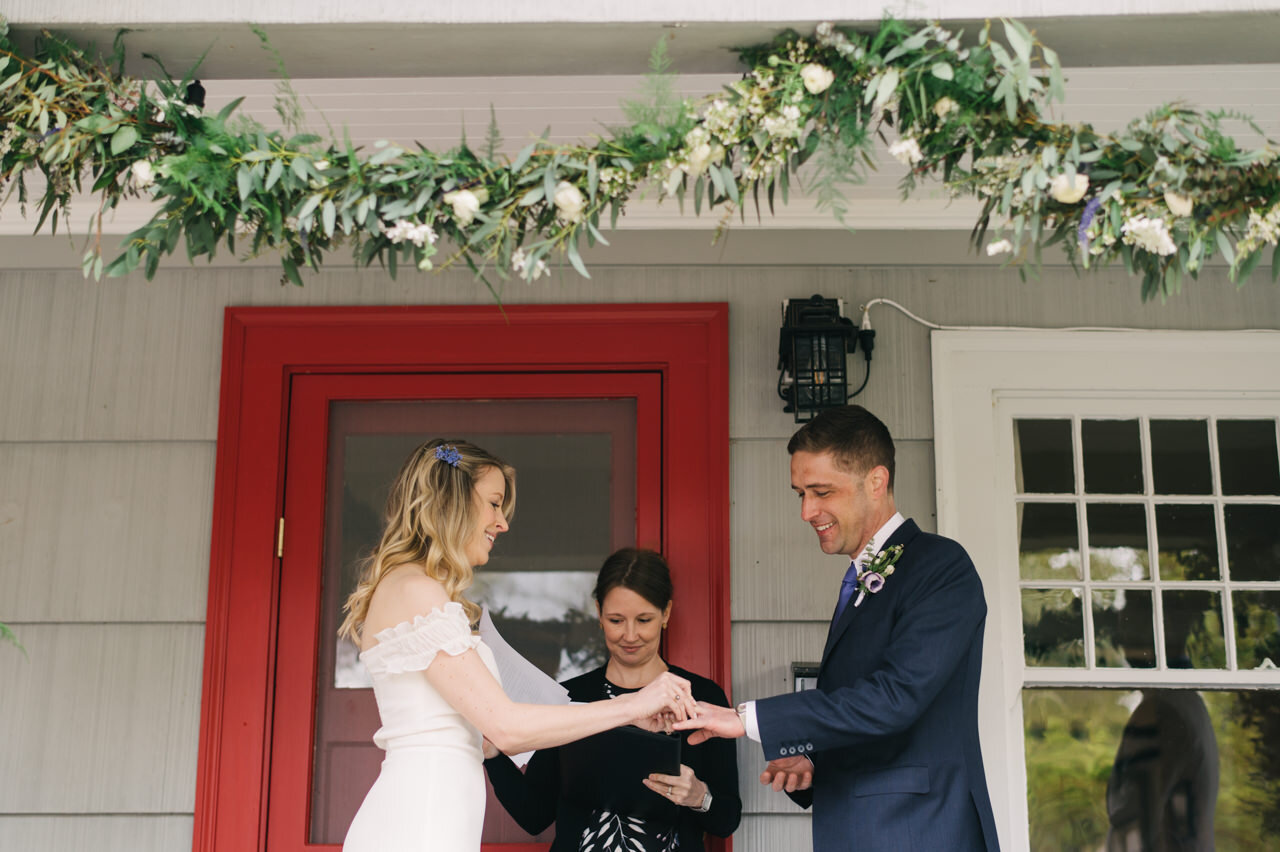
483, 547, 741, 851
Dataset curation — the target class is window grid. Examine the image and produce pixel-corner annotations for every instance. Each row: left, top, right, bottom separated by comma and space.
1016, 414, 1280, 684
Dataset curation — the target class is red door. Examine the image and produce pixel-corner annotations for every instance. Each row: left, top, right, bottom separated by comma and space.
195, 304, 729, 852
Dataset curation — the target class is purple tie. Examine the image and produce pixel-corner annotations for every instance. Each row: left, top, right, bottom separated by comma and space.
833, 558, 861, 623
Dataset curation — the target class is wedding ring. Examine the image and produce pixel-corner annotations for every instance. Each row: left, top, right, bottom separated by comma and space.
668, 785, 674, 795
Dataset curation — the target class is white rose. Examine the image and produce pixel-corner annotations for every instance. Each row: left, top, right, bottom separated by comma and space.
800, 64, 835, 95
443, 189, 482, 226
933, 97, 959, 119
986, 239, 1013, 256
888, 138, 923, 166
553, 181, 585, 223
1049, 173, 1089, 204
1164, 191, 1194, 218
129, 160, 155, 188
686, 143, 713, 176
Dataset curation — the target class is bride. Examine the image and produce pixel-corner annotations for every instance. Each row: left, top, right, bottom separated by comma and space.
339, 439, 697, 852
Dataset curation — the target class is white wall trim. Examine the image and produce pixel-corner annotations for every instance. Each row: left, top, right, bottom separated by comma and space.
931, 328, 1280, 852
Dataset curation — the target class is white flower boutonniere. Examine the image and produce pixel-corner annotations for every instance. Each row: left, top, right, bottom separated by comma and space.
854, 543, 904, 608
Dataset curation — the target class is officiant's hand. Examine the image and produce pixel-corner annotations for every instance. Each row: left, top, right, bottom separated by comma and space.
761, 755, 813, 792
644, 763, 707, 808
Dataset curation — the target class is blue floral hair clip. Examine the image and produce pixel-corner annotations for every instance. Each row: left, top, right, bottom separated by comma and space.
434, 444, 462, 468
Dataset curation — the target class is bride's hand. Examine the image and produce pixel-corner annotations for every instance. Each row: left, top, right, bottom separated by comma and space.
632, 671, 698, 722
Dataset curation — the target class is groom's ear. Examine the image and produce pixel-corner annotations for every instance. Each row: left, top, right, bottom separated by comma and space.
865, 465, 891, 498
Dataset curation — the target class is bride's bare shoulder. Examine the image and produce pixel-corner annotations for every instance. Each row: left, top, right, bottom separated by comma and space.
363, 566, 453, 639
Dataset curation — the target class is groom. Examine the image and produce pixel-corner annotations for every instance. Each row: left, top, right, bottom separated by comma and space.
678, 405, 999, 851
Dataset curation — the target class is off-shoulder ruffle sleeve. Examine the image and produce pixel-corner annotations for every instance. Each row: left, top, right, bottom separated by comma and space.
359, 601, 480, 676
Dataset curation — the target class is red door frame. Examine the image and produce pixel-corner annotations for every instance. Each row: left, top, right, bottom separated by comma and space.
194, 304, 730, 852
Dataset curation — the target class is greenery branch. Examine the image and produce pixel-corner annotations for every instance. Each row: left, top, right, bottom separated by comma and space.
2, 15, 1277, 300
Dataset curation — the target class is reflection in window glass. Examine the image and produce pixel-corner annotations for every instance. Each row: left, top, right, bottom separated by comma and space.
1233, 590, 1280, 670
1082, 419, 1144, 494
1218, 419, 1280, 496
1023, 688, 1280, 852
1155, 504, 1220, 581
1162, 590, 1226, 669
1224, 504, 1280, 582
1018, 503, 1081, 580
1092, 589, 1155, 668
1022, 588, 1085, 667
1086, 503, 1150, 581
1015, 419, 1075, 493
1150, 419, 1213, 495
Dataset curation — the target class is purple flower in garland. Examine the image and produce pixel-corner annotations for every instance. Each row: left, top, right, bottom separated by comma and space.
1078, 197, 1103, 248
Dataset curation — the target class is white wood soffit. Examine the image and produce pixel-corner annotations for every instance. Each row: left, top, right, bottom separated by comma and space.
5, 2, 1280, 75
1, 64, 1275, 237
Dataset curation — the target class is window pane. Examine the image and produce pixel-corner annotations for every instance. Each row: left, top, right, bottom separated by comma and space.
1093, 589, 1156, 668
1155, 504, 1220, 581
1018, 503, 1081, 580
1087, 503, 1150, 581
1023, 588, 1085, 667
1150, 419, 1213, 495
1163, 590, 1227, 669
1016, 419, 1075, 493
1082, 419, 1144, 494
1224, 504, 1280, 581
1233, 590, 1280, 670
1023, 688, 1280, 851
1218, 419, 1280, 495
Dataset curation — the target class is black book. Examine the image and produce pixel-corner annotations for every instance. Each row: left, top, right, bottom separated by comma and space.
558, 725, 683, 821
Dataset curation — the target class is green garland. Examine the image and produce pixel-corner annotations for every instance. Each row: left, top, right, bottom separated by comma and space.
2, 16, 1278, 299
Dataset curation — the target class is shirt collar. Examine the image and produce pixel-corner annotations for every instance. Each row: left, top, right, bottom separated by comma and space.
859, 512, 906, 564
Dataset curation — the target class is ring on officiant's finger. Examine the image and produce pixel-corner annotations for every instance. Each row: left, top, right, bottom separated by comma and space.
668, 785, 674, 795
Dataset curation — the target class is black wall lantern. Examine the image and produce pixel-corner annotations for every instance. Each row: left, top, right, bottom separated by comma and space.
777, 294, 873, 422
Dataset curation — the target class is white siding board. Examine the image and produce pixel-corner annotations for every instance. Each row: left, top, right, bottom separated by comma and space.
0, 816, 193, 852
0, 442, 213, 622
731, 439, 934, 620
736, 814, 813, 851
0, 624, 203, 812
731, 621, 829, 813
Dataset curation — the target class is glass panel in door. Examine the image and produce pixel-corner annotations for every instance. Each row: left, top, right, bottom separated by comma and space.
309, 397, 644, 846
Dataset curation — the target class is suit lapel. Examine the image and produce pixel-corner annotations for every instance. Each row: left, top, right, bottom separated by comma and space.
819, 519, 922, 668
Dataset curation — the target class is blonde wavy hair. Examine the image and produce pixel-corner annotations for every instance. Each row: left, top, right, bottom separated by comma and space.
338, 439, 516, 641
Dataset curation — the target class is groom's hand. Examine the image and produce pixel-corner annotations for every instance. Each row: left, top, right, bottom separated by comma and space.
672, 702, 743, 744
761, 755, 813, 792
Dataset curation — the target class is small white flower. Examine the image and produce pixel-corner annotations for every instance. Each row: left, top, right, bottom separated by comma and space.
511, 247, 549, 280
888, 138, 923, 166
1049, 173, 1089, 204
800, 64, 835, 95
1164, 191, 1194, 218
932, 97, 959, 119
313, 160, 329, 172
986, 239, 1013, 256
129, 160, 155, 188
685, 143, 714, 176
553, 181, 586, 223
381, 219, 438, 248
1121, 215, 1177, 256
443, 189, 482, 226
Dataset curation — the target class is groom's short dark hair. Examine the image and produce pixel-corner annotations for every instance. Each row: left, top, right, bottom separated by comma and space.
787, 405, 895, 490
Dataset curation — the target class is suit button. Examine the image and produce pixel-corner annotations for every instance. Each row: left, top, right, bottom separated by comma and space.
788, 746, 797, 755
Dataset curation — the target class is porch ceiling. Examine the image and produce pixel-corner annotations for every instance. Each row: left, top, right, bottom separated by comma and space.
5, 12, 1280, 78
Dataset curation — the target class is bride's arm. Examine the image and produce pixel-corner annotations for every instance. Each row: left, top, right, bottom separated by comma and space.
364, 571, 693, 755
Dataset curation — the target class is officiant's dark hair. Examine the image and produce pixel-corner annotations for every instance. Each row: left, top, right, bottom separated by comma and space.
594, 547, 673, 612
788, 404, 895, 491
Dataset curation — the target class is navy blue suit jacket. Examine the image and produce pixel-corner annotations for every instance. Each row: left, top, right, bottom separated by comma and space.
754, 519, 999, 852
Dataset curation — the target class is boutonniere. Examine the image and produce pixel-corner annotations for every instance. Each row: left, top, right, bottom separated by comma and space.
854, 543, 904, 607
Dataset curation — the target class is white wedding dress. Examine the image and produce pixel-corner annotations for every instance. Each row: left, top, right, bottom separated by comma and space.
343, 602, 499, 852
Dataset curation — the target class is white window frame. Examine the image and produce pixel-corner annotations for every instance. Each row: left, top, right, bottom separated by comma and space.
931, 329, 1280, 852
